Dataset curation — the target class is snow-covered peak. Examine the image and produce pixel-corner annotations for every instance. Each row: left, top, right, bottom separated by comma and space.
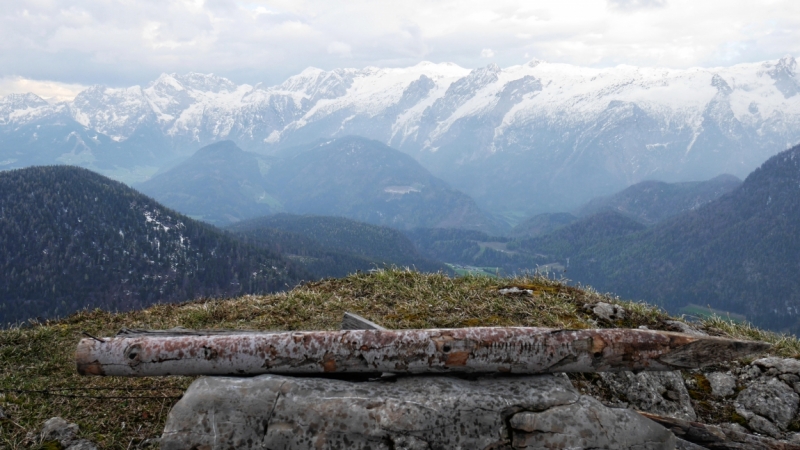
0, 92, 60, 126
149, 73, 186, 92
173, 72, 238, 93
2, 57, 799, 162
0, 92, 49, 109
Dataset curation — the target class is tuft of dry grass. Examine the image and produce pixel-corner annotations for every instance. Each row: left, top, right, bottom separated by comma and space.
1, 268, 797, 448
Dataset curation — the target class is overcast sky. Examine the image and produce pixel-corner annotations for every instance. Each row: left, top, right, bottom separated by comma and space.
1, 0, 799, 100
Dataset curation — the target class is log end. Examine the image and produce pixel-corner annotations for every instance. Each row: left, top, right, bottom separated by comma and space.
76, 338, 106, 376
658, 334, 772, 369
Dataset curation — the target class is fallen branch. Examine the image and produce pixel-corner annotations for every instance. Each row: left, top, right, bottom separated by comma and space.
76, 327, 769, 377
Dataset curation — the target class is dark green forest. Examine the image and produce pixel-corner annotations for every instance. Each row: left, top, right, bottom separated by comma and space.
0, 166, 307, 325
228, 214, 446, 278
563, 145, 800, 332
576, 174, 741, 224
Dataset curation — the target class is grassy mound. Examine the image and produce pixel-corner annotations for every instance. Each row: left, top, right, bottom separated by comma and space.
2, 268, 798, 449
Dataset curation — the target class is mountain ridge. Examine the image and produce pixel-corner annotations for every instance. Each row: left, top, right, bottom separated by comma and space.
558, 144, 800, 331
2, 57, 799, 214
138, 137, 505, 232
0, 165, 306, 325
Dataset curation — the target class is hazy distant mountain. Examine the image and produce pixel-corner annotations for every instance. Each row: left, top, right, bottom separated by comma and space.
229, 214, 446, 277
136, 137, 501, 232
0, 166, 306, 324
577, 174, 742, 224
508, 213, 579, 238
268, 136, 505, 232
2, 57, 799, 214
136, 140, 282, 225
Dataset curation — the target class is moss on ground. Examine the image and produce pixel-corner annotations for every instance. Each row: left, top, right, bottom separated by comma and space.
1, 268, 798, 448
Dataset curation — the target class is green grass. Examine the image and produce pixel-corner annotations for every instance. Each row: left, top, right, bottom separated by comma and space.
679, 303, 747, 323
1, 268, 797, 449
446, 263, 500, 277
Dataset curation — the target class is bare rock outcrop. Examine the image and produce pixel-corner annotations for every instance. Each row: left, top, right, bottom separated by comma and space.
161, 374, 676, 449
599, 371, 697, 421
40, 417, 98, 450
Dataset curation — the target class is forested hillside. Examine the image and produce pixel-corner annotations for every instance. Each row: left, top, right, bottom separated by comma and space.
266, 136, 507, 233
577, 174, 742, 224
136, 141, 282, 225
229, 214, 445, 277
0, 166, 307, 325
136, 137, 505, 232
555, 145, 800, 332
516, 211, 647, 258
507, 213, 578, 238
406, 213, 646, 277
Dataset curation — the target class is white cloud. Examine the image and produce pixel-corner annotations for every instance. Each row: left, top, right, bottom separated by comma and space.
327, 41, 352, 57
0, 0, 797, 91
0, 77, 87, 102
607, 0, 667, 10
480, 48, 495, 58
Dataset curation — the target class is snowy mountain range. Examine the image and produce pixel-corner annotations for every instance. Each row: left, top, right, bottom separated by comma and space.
2, 56, 799, 218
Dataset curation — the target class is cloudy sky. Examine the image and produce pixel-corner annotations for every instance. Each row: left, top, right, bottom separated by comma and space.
1, 0, 799, 100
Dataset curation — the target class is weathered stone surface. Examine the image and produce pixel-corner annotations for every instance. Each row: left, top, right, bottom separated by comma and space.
707, 372, 737, 398
41, 417, 79, 446
754, 358, 800, 375
162, 374, 676, 450
40, 417, 98, 450
600, 371, 697, 421
67, 440, 100, 450
747, 415, 784, 439
509, 396, 674, 449
675, 438, 707, 450
590, 302, 627, 321
736, 378, 799, 431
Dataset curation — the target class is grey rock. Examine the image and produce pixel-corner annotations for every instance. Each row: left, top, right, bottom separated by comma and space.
780, 373, 800, 384
720, 422, 749, 434
41, 417, 79, 447
590, 302, 626, 321
741, 364, 763, 381
779, 374, 800, 395
599, 371, 697, 421
39, 417, 98, 450
0, 405, 5, 420
664, 320, 708, 337
736, 378, 799, 430
747, 414, 784, 439
509, 396, 675, 449
67, 439, 99, 450
706, 372, 737, 398
754, 357, 800, 375
162, 374, 676, 450
675, 438, 707, 450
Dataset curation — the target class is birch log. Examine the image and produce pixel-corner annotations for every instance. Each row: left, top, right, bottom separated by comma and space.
75, 327, 769, 377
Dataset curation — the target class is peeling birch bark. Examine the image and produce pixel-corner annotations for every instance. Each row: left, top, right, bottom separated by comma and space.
76, 327, 770, 377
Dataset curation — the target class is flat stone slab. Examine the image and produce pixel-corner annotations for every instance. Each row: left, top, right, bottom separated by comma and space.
161, 374, 676, 449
